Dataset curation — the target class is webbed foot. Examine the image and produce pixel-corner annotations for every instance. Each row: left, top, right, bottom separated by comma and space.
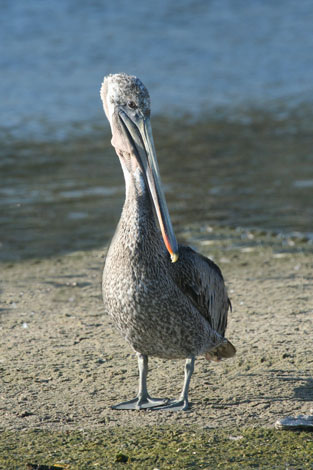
112, 396, 169, 410
152, 398, 190, 411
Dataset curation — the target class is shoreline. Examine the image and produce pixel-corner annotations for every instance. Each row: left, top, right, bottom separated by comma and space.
1, 226, 312, 433
1, 226, 312, 467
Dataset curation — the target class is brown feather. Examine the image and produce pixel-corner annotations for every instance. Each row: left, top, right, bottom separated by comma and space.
170, 245, 231, 337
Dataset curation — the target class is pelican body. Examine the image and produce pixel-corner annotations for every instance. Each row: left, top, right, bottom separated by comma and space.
101, 73, 235, 410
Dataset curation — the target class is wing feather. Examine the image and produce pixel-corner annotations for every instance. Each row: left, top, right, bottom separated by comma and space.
170, 245, 231, 337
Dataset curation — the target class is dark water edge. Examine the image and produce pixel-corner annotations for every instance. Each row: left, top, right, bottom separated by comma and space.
1, 105, 313, 262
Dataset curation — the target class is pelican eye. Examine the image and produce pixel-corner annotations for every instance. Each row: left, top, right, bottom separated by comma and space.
127, 101, 137, 110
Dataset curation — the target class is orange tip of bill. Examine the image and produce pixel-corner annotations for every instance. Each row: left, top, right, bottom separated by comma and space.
170, 252, 179, 263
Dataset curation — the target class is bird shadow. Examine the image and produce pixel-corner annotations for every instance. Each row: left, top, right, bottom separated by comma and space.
293, 377, 313, 402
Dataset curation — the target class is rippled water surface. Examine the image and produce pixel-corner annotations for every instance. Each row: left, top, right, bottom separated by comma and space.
1, 1, 313, 260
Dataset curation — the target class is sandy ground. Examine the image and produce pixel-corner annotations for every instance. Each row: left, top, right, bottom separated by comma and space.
1, 227, 312, 433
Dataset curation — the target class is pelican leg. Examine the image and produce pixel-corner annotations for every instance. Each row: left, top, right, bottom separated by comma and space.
153, 356, 195, 411
112, 353, 169, 410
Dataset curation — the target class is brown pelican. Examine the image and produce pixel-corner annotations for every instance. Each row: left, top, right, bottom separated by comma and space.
101, 73, 236, 411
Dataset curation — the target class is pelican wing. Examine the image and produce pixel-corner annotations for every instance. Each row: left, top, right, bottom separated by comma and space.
170, 245, 231, 336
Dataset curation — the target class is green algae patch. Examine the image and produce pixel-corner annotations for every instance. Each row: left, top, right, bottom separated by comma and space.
1, 426, 313, 469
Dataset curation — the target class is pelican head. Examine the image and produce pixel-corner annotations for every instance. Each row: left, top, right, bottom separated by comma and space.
100, 73, 178, 263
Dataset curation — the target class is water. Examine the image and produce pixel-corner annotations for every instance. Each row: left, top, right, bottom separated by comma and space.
1, 1, 313, 260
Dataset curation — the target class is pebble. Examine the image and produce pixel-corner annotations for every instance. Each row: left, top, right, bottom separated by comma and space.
275, 414, 313, 431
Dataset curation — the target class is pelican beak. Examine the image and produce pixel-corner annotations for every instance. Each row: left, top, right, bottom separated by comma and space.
118, 109, 179, 263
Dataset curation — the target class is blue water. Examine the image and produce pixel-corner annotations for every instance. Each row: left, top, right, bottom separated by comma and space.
2, 0, 313, 137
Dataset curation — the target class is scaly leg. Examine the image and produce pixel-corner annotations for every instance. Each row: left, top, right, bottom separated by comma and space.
153, 356, 195, 411
112, 353, 169, 410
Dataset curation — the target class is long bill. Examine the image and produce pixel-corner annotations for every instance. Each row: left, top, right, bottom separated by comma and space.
118, 109, 179, 263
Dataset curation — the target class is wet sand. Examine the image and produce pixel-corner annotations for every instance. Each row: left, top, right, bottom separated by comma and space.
1, 226, 312, 435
